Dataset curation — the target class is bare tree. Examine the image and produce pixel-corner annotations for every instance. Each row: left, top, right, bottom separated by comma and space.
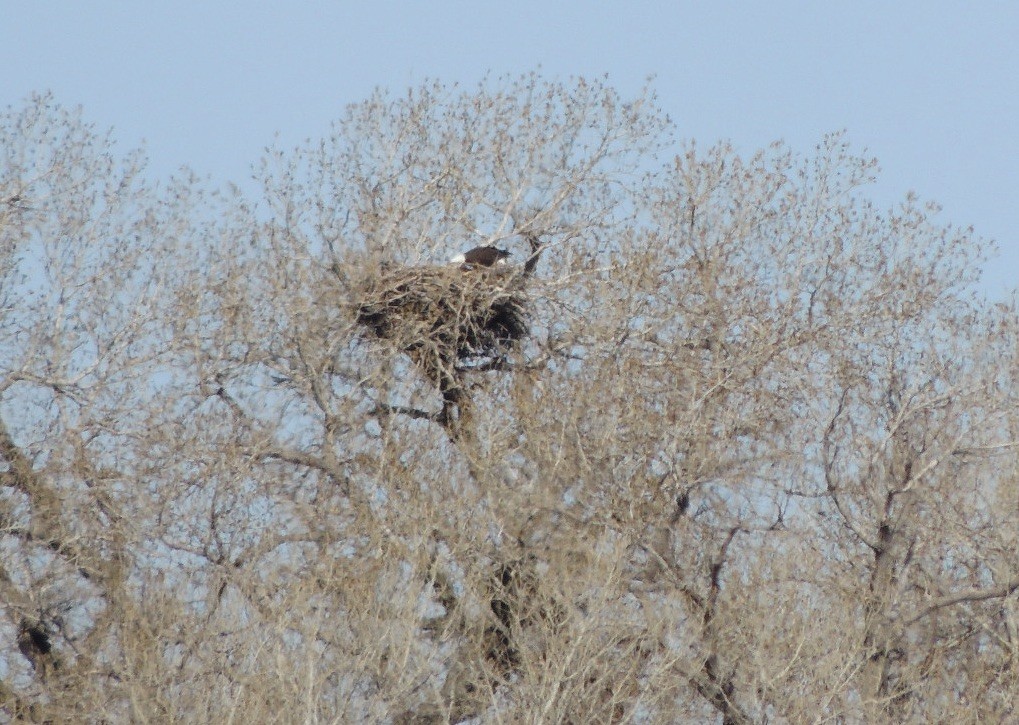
0, 92, 212, 719
2, 78, 1017, 723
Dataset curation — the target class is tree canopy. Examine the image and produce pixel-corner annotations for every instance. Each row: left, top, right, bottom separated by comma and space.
2, 78, 1018, 723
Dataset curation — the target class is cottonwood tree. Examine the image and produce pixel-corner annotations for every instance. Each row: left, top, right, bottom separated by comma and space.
0, 93, 211, 719
1, 78, 1018, 723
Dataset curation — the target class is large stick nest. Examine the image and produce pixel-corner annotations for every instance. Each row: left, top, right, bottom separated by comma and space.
356, 264, 530, 374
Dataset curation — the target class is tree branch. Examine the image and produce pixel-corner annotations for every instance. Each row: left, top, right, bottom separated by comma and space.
904, 578, 1019, 627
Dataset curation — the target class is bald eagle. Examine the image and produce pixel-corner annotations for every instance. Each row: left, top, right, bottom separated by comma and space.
449, 245, 510, 268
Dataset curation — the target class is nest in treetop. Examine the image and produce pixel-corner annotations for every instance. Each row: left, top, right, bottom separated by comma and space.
354, 236, 541, 432
355, 263, 530, 369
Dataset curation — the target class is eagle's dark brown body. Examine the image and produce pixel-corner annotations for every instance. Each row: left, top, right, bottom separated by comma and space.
450, 246, 510, 267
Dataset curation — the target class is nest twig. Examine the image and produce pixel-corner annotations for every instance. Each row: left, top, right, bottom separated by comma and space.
355, 259, 534, 437
357, 265, 528, 359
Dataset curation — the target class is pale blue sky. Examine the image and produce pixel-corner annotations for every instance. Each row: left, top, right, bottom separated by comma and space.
3, 2, 1017, 295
